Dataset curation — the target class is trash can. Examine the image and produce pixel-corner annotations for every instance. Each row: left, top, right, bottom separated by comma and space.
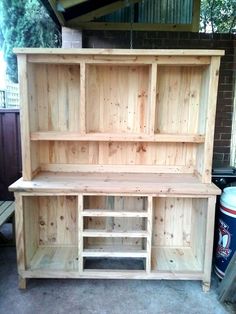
215, 187, 236, 278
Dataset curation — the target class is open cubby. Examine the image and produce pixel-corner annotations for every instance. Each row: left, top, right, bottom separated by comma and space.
151, 197, 207, 272
85, 64, 151, 134
155, 65, 207, 135
22, 195, 78, 272
29, 63, 81, 132
11, 49, 223, 290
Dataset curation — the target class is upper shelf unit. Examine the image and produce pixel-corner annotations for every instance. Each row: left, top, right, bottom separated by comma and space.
14, 49, 224, 181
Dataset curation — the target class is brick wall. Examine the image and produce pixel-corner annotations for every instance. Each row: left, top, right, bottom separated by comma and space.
62, 30, 235, 167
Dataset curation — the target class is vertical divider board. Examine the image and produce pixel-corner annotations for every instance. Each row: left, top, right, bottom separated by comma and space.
146, 196, 153, 273
78, 194, 84, 273
17, 56, 33, 180
201, 57, 221, 183
149, 64, 157, 134
80, 62, 86, 134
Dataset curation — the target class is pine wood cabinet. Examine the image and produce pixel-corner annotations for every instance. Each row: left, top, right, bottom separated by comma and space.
10, 48, 224, 290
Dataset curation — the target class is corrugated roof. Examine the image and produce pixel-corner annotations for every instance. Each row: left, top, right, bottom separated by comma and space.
99, 0, 193, 24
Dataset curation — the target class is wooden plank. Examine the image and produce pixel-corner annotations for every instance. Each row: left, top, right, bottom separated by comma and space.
152, 247, 202, 272
27, 55, 211, 65
14, 194, 26, 274
59, 0, 87, 9
29, 246, 78, 271
83, 230, 148, 238
38, 196, 77, 246
17, 55, 32, 180
202, 196, 217, 292
66, 22, 194, 32
0, 201, 15, 226
13, 48, 225, 56
30, 132, 205, 143
82, 250, 147, 258
78, 194, 84, 273
67, 0, 142, 23
9, 172, 221, 196
20, 268, 203, 279
48, 0, 65, 25
146, 196, 153, 273
80, 62, 86, 134
40, 164, 195, 174
201, 57, 221, 183
82, 209, 148, 218
192, 0, 201, 32
218, 252, 236, 303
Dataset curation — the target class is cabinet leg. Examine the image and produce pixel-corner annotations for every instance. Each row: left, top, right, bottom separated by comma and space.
19, 276, 27, 289
202, 281, 210, 292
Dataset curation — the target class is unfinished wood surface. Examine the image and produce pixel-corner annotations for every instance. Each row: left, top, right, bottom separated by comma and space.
29, 247, 78, 271
9, 172, 221, 195
37, 141, 198, 174
152, 198, 192, 247
86, 65, 150, 133
12, 49, 223, 287
34, 64, 81, 132
201, 57, 221, 183
202, 196, 217, 289
13, 48, 225, 56
17, 56, 32, 180
30, 131, 205, 142
23, 197, 39, 268
151, 247, 202, 272
155, 66, 203, 134
38, 196, 77, 246
218, 252, 236, 303
0, 201, 15, 226
191, 199, 208, 271
14, 194, 26, 273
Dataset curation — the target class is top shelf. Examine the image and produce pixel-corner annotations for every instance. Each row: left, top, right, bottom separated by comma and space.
13, 48, 225, 56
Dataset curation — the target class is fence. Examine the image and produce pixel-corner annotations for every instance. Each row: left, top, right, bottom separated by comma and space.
0, 109, 21, 200
0, 82, 19, 108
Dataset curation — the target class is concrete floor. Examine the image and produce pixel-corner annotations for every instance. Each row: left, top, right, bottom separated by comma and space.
0, 224, 235, 314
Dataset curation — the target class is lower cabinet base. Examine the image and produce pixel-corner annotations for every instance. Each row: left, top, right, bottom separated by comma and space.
14, 193, 217, 293
18, 272, 210, 292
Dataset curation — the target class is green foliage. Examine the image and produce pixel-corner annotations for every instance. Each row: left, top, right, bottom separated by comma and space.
0, 0, 61, 83
200, 0, 236, 33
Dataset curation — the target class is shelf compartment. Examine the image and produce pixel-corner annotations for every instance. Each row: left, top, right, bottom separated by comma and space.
83, 245, 147, 258
29, 246, 78, 271
30, 132, 205, 143
30, 63, 81, 132
155, 65, 206, 135
84, 257, 145, 271
82, 209, 148, 218
85, 64, 150, 134
22, 195, 78, 271
151, 247, 202, 272
152, 197, 208, 272
83, 230, 148, 238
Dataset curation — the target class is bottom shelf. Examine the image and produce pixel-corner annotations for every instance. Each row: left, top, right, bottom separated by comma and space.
29, 247, 78, 271
151, 247, 202, 272
27, 246, 203, 274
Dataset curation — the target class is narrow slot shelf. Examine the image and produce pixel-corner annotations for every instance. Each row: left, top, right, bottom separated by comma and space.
30, 132, 205, 143
29, 247, 78, 271
82, 230, 148, 238
151, 247, 202, 272
82, 209, 148, 218
83, 246, 147, 258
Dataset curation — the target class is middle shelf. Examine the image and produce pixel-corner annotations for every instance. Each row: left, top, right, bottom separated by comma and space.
30, 132, 205, 143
